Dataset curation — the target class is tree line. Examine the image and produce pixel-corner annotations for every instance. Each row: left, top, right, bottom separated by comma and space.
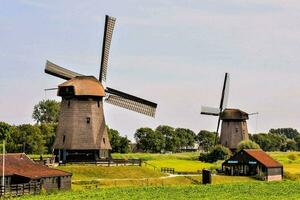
1, 99, 300, 154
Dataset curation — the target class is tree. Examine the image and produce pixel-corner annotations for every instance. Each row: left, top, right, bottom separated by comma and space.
284, 139, 297, 151
0, 122, 12, 141
134, 127, 164, 153
237, 140, 260, 151
17, 124, 46, 154
108, 127, 130, 153
32, 100, 60, 124
174, 128, 196, 151
269, 128, 299, 139
196, 130, 216, 152
38, 123, 57, 153
252, 133, 287, 151
155, 125, 178, 152
295, 135, 300, 151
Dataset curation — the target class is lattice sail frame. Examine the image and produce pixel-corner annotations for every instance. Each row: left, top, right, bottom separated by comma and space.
45, 61, 83, 80
99, 15, 116, 82
105, 94, 156, 117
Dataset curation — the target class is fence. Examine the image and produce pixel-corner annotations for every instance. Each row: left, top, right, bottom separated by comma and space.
0, 182, 41, 196
161, 167, 175, 174
67, 159, 142, 166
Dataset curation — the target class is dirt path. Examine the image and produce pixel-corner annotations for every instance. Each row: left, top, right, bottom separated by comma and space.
72, 173, 200, 182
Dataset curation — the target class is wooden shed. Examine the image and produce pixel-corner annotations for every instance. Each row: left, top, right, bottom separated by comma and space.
222, 149, 283, 181
0, 153, 72, 192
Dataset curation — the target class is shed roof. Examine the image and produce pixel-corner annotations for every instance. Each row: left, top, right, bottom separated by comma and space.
0, 153, 71, 179
243, 149, 282, 168
58, 76, 105, 97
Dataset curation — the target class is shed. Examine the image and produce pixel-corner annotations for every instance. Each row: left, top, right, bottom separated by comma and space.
0, 153, 72, 191
222, 149, 283, 181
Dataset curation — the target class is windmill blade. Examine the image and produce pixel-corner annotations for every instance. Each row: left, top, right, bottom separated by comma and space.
45, 60, 83, 80
201, 106, 220, 116
105, 87, 157, 117
44, 88, 58, 91
215, 116, 221, 145
99, 15, 116, 83
219, 73, 230, 111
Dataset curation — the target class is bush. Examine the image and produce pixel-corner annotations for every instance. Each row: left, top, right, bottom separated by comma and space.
199, 145, 231, 163
237, 140, 260, 151
287, 153, 297, 161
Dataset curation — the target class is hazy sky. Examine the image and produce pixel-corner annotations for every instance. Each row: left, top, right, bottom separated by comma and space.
1, 0, 300, 140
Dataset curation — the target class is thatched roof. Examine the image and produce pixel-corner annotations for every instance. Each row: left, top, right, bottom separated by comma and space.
221, 108, 249, 120
58, 76, 105, 97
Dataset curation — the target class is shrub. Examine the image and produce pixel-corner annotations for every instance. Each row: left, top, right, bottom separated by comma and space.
199, 145, 231, 163
287, 153, 297, 161
237, 140, 260, 151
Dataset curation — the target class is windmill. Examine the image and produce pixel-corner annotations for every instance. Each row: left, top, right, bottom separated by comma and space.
201, 73, 253, 150
44, 15, 157, 162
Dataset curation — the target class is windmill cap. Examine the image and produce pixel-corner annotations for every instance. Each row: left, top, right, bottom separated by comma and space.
58, 76, 105, 97
221, 108, 249, 120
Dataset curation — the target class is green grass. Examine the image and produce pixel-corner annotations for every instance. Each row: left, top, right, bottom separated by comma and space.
71, 175, 257, 190
57, 165, 165, 181
18, 181, 300, 200
146, 159, 215, 172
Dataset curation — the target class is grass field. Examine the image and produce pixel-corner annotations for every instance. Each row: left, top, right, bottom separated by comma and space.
112, 152, 200, 160
18, 181, 300, 200
57, 165, 165, 181
20, 151, 300, 199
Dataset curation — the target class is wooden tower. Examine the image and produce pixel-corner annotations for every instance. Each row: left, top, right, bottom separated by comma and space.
201, 73, 254, 150
44, 15, 157, 162
219, 108, 249, 149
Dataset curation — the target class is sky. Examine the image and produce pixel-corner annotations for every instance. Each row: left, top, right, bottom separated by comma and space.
1, 0, 300, 141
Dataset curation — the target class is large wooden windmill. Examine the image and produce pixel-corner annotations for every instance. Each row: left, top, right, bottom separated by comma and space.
201, 73, 252, 150
45, 15, 157, 162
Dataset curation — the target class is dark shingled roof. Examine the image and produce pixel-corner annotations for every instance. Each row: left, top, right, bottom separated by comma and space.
244, 149, 282, 168
0, 153, 71, 179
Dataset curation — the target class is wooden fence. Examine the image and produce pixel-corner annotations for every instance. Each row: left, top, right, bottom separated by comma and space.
161, 167, 175, 174
0, 182, 41, 196
66, 159, 142, 166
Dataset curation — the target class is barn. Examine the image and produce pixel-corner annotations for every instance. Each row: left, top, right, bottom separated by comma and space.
0, 153, 72, 192
222, 149, 283, 181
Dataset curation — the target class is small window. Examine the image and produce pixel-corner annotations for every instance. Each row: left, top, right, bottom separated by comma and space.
86, 117, 90, 124
63, 135, 66, 144
235, 128, 239, 133
68, 100, 71, 108
103, 138, 105, 144
97, 101, 100, 107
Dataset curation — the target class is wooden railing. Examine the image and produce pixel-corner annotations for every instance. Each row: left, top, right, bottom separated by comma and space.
67, 159, 142, 166
0, 182, 41, 196
161, 167, 175, 174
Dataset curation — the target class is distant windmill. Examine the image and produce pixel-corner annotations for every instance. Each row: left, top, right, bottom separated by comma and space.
44, 15, 157, 162
201, 73, 256, 150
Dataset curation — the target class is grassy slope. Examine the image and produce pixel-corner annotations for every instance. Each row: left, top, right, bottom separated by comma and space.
268, 152, 300, 175
19, 181, 300, 200
57, 165, 165, 181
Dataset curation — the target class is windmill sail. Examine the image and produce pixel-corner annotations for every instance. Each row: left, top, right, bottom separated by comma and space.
219, 73, 230, 111
45, 60, 83, 80
105, 87, 157, 117
201, 106, 220, 116
99, 15, 116, 83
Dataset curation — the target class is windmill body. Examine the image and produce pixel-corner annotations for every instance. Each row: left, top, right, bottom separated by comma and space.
54, 76, 111, 162
201, 73, 251, 151
44, 16, 157, 163
219, 108, 249, 149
